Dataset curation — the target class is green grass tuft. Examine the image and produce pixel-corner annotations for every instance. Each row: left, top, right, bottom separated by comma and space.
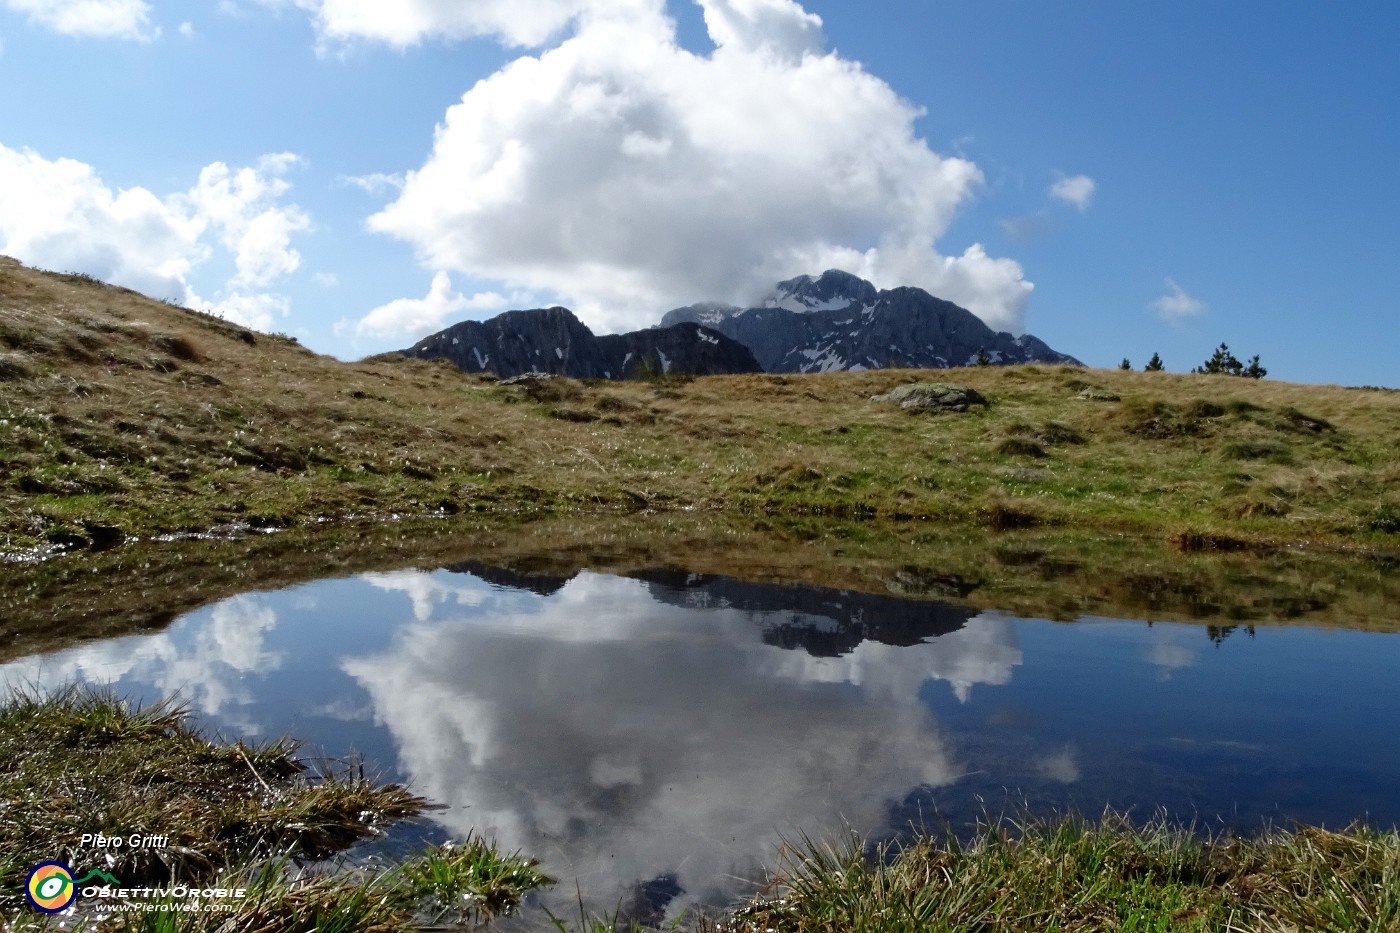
0, 685, 426, 909
0, 688, 551, 932
729, 812, 1400, 933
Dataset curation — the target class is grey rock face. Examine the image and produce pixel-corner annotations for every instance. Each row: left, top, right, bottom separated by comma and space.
871, 383, 989, 412
399, 307, 761, 379
596, 321, 763, 378
662, 270, 1080, 373
402, 307, 603, 376
498, 371, 561, 386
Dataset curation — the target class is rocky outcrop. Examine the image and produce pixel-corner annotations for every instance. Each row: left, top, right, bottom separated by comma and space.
662, 270, 1080, 373
871, 383, 989, 413
399, 307, 761, 379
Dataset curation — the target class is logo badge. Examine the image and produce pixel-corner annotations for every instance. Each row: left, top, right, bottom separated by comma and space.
26, 861, 76, 913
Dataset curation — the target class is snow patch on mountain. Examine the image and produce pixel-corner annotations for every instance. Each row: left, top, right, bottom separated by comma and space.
798, 347, 849, 373
764, 294, 857, 313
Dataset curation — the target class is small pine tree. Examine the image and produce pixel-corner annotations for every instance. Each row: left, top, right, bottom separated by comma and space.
1144, 352, 1165, 372
1193, 343, 1265, 378
1194, 342, 1243, 376
1119, 358, 1132, 370
976, 347, 991, 366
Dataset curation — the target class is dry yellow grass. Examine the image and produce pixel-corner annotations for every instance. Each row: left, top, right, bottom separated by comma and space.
3, 256, 1399, 556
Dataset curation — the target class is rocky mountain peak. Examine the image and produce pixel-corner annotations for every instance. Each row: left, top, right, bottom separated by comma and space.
401, 270, 1079, 381
763, 269, 879, 313
662, 270, 1081, 373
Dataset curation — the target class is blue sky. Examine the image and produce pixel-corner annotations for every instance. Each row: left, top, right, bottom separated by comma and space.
0, 1, 1395, 386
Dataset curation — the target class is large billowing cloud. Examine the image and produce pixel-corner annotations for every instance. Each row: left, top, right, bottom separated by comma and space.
1, 0, 156, 41
0, 144, 309, 330
333, 0, 1031, 336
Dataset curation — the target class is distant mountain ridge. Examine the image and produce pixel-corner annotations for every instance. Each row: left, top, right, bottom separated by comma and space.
399, 270, 1078, 379
662, 270, 1081, 373
398, 307, 761, 379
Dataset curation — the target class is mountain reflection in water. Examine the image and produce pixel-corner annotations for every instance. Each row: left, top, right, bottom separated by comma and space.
5, 562, 1400, 924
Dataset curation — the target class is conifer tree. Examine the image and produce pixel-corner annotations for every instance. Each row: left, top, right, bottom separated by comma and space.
1192, 343, 1266, 378
1119, 358, 1132, 370
1194, 343, 1243, 375
1144, 352, 1165, 372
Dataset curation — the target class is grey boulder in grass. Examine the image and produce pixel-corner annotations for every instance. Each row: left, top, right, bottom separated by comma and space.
871, 382, 988, 412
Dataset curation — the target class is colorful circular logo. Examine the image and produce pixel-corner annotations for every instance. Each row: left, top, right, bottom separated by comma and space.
26, 862, 76, 913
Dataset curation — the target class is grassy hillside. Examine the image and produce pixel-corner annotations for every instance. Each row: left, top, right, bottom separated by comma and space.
2, 255, 1398, 556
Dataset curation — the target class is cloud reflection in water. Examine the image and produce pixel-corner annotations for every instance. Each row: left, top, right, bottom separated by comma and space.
344, 570, 1023, 912
1, 596, 282, 734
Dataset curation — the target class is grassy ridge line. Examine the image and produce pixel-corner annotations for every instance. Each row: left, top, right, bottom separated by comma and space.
3, 256, 1399, 555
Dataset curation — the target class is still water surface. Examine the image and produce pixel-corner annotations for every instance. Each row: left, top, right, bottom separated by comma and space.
6, 562, 1400, 920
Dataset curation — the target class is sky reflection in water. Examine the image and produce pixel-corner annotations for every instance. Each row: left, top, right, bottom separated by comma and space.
6, 564, 1400, 919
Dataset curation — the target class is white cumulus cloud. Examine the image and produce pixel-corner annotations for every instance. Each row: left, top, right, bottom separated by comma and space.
1049, 173, 1095, 211
700, 0, 823, 60
2, 0, 157, 40
0, 144, 202, 300
184, 155, 311, 289
0, 143, 311, 331
1153, 277, 1206, 321
321, 0, 1031, 335
356, 271, 506, 340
